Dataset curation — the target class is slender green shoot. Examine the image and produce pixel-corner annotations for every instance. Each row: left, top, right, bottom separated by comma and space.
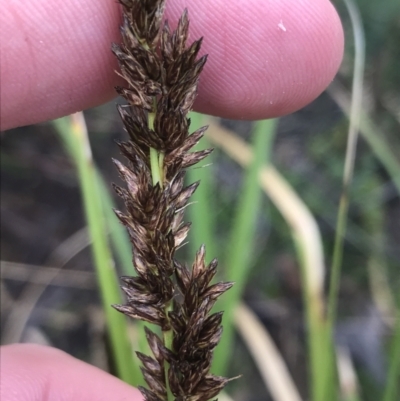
294, 237, 335, 401
97, 174, 134, 276
53, 114, 141, 386
206, 122, 332, 401
329, 83, 400, 196
147, 110, 173, 401
148, 109, 163, 187
327, 0, 366, 334
55, 120, 133, 275
212, 119, 277, 375
187, 112, 217, 261
150, 147, 163, 186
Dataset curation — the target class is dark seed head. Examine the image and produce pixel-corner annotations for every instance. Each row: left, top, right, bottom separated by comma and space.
112, 1, 233, 400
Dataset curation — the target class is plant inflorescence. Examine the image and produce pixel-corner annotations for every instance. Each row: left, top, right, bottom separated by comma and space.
111, 1, 233, 400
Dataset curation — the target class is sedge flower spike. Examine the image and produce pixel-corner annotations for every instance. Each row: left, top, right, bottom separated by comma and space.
111, 1, 234, 400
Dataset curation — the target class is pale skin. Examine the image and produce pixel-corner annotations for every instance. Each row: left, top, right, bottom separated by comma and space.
0, 0, 344, 399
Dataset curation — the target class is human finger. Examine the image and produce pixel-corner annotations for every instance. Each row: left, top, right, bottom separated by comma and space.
0, 344, 143, 401
0, 0, 343, 130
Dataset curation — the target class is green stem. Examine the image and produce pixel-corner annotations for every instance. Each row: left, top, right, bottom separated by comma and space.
294, 235, 335, 401
148, 107, 164, 187
163, 327, 174, 401
158, 152, 165, 183
213, 119, 277, 375
187, 112, 216, 262
148, 106, 173, 401
54, 115, 140, 386
150, 147, 162, 186
97, 173, 134, 276
327, 0, 365, 342
327, 193, 349, 329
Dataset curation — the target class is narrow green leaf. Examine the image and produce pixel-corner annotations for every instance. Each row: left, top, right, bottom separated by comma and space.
97, 176, 134, 276
187, 112, 216, 261
53, 115, 141, 386
213, 119, 277, 375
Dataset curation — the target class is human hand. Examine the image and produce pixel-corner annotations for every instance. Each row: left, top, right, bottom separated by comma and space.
0, 344, 143, 401
0, 0, 343, 131
0, 0, 343, 397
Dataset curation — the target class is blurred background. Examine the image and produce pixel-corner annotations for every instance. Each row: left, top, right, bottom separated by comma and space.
1, 0, 399, 400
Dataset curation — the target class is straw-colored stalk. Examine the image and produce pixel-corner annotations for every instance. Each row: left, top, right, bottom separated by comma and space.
206, 120, 329, 401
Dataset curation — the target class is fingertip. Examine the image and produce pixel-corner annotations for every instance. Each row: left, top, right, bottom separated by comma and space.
0, 0, 344, 129
0, 344, 143, 401
0, 0, 121, 130
167, 0, 344, 119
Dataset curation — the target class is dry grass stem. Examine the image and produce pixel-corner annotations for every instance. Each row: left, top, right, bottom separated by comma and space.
1, 223, 91, 344
336, 346, 360, 400
235, 303, 303, 401
206, 121, 325, 309
206, 120, 329, 400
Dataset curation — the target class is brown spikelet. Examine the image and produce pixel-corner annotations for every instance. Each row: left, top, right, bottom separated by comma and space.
111, 0, 234, 400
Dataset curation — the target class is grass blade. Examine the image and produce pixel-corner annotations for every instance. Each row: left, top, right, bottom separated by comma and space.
327, 0, 366, 335
186, 112, 216, 260
329, 83, 400, 196
97, 176, 134, 276
53, 114, 141, 386
212, 119, 277, 375
336, 346, 361, 401
235, 303, 303, 401
207, 122, 330, 401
